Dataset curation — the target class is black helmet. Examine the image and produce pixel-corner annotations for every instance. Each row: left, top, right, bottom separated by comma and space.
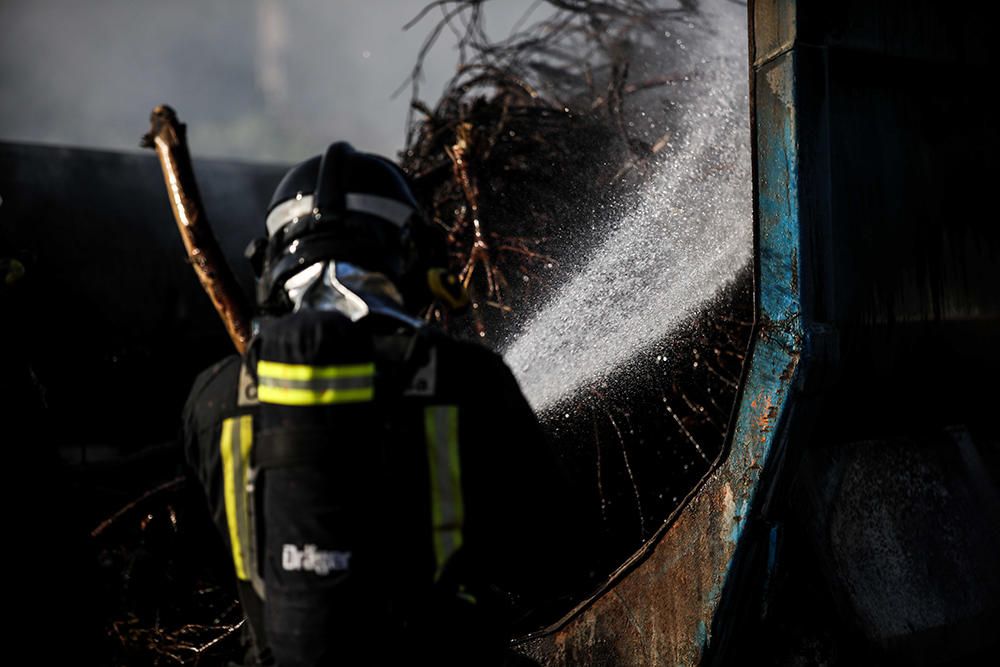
248, 142, 454, 314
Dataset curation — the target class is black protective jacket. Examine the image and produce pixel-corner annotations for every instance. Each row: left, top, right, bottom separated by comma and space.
183, 311, 577, 666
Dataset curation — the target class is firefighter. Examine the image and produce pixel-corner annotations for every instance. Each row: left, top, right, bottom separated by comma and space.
182, 142, 577, 666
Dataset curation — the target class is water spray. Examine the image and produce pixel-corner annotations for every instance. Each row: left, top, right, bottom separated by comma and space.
503, 0, 752, 411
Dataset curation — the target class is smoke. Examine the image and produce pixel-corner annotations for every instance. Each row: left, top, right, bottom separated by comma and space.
0, 0, 546, 162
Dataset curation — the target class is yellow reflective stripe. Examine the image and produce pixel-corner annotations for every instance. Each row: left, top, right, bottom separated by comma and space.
257, 360, 374, 381
221, 415, 254, 580
257, 385, 374, 405
237, 415, 254, 579
425, 405, 463, 579
220, 419, 241, 578
256, 360, 375, 405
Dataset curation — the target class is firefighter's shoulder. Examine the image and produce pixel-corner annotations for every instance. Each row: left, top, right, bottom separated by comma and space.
183, 354, 243, 422
430, 332, 507, 371
427, 332, 525, 398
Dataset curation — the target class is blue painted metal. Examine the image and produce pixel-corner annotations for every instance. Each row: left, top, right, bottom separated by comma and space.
712, 1, 1000, 662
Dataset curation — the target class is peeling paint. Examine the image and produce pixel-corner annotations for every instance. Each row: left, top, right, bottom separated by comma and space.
719, 484, 737, 544
765, 64, 794, 108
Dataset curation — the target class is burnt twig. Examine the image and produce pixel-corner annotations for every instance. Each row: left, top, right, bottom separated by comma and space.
141, 105, 252, 354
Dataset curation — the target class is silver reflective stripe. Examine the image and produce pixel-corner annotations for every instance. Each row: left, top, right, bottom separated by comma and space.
425, 405, 463, 579
266, 192, 413, 237
257, 375, 373, 391
345, 193, 413, 227
245, 467, 266, 599
266, 194, 315, 237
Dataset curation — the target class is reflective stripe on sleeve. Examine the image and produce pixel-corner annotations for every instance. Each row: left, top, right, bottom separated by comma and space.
256, 361, 375, 405
221, 415, 254, 581
424, 405, 464, 579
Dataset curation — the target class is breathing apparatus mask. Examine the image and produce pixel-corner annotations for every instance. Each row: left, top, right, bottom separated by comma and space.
281, 259, 423, 327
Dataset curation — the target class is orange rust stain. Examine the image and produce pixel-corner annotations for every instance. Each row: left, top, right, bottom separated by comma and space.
754, 393, 776, 441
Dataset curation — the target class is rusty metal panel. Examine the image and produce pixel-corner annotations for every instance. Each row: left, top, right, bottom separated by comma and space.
752, 0, 796, 67
522, 17, 803, 667
523, 341, 800, 666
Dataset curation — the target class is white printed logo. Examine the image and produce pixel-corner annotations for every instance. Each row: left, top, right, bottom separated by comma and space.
282, 544, 352, 576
